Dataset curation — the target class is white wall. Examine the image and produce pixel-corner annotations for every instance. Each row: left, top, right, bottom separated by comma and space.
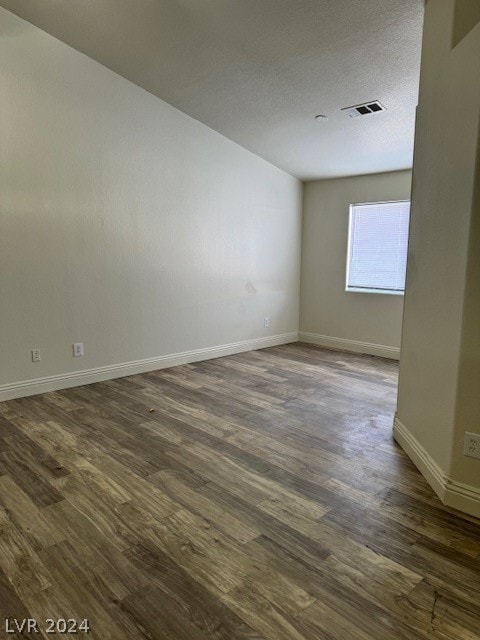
0, 7, 302, 398
395, 0, 480, 517
299, 170, 412, 358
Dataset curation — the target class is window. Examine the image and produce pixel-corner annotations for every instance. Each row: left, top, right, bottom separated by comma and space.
346, 200, 410, 295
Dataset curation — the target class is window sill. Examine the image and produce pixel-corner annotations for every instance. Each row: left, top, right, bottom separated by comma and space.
345, 287, 405, 296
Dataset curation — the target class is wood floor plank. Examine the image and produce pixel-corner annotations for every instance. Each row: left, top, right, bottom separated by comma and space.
166, 508, 316, 615
0, 432, 66, 506
403, 579, 480, 639
0, 343, 479, 639
124, 540, 265, 640
247, 535, 433, 640
43, 499, 149, 600
36, 540, 132, 640
198, 481, 332, 569
0, 475, 65, 551
0, 507, 52, 599
148, 470, 260, 544
120, 584, 212, 640
218, 584, 313, 640
0, 567, 43, 639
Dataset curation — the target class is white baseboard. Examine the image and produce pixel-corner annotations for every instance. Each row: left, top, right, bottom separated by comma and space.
444, 479, 480, 519
394, 417, 480, 519
0, 332, 298, 402
393, 416, 447, 501
299, 332, 400, 360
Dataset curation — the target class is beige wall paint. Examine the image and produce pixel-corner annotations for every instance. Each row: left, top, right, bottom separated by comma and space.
300, 171, 412, 351
396, 0, 480, 515
452, 132, 480, 489
453, 0, 480, 47
0, 7, 302, 392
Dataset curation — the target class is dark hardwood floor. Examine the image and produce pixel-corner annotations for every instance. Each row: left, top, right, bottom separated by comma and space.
1, 343, 479, 639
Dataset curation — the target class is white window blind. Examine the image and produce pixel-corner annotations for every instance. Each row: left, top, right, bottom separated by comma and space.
346, 200, 410, 295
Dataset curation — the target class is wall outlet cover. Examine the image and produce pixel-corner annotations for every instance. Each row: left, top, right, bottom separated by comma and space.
464, 432, 480, 460
73, 342, 84, 357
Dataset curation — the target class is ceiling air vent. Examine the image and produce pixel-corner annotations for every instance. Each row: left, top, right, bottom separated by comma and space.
342, 101, 385, 118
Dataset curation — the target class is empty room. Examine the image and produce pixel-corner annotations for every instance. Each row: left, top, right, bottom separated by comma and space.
1, 1, 480, 638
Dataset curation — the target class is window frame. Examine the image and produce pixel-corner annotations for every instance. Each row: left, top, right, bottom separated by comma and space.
345, 199, 410, 296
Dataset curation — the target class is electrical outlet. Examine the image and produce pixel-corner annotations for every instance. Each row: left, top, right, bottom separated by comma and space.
264, 316, 270, 328
73, 342, 84, 357
31, 349, 41, 363
464, 432, 480, 460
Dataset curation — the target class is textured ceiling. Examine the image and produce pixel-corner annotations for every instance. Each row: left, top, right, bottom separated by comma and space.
0, 1, 424, 180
